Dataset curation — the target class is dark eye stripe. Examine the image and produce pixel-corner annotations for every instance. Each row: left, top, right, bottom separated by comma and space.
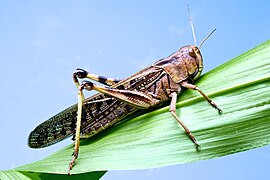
191, 68, 199, 78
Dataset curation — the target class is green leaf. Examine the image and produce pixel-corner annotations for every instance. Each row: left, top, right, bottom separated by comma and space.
15, 40, 270, 175
0, 170, 106, 180
0, 170, 39, 180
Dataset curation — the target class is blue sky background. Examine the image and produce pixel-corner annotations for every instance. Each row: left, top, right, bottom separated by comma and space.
0, 0, 269, 179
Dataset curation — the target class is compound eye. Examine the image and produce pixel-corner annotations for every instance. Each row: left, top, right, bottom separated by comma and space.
188, 48, 196, 58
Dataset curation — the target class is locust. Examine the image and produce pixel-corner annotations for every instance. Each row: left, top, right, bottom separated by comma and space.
28, 8, 222, 174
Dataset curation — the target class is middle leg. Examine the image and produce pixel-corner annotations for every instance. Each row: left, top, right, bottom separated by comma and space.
169, 92, 200, 149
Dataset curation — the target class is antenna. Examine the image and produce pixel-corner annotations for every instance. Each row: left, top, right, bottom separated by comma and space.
199, 29, 216, 49
187, 4, 197, 46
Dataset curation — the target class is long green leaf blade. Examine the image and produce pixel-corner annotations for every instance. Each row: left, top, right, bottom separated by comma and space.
0, 170, 106, 179
0, 170, 40, 180
16, 40, 270, 174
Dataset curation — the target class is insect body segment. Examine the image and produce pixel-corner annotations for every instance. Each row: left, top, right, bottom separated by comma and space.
153, 46, 203, 83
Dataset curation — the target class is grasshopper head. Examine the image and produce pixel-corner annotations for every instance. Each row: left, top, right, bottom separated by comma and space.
152, 29, 215, 84
180, 28, 216, 82
152, 45, 203, 83
179, 45, 203, 81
